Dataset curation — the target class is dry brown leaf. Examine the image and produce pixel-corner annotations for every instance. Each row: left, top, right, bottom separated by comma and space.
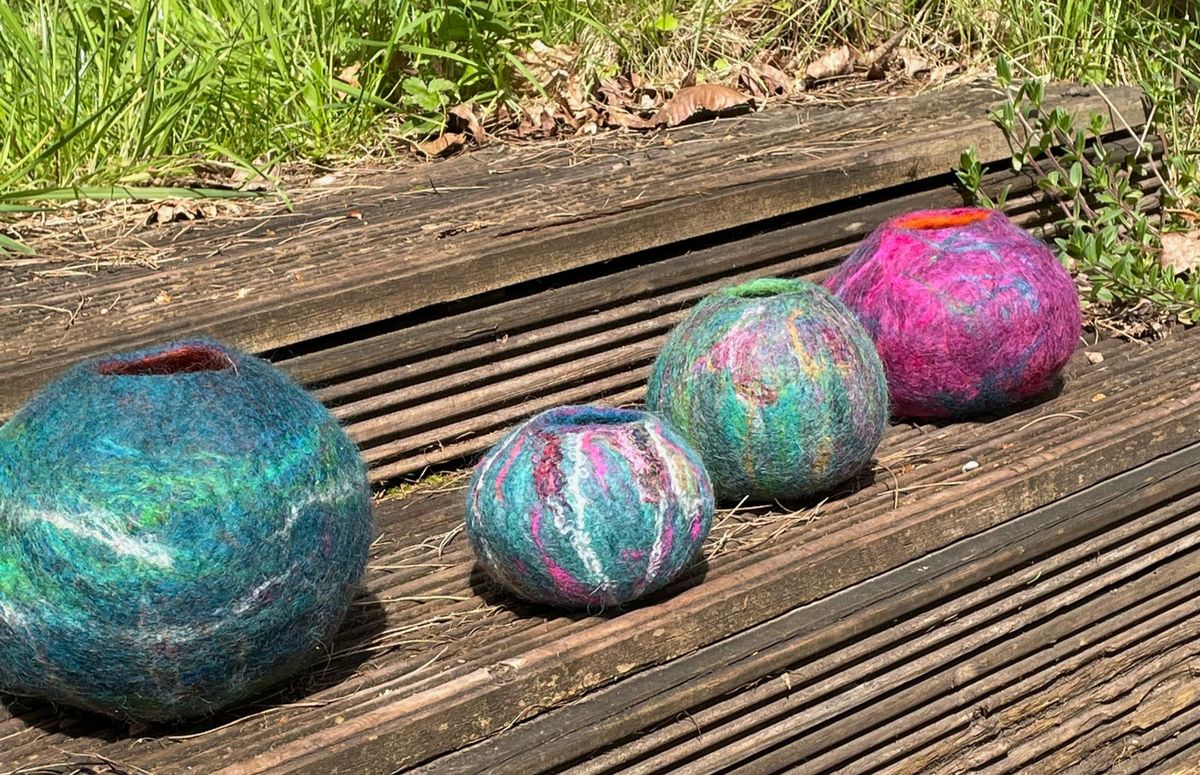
336, 63, 361, 88
1160, 230, 1200, 275
928, 63, 961, 84
898, 48, 931, 78
740, 60, 791, 98
757, 62, 792, 95
805, 45, 855, 83
652, 84, 751, 128
448, 103, 487, 143
863, 31, 905, 79
417, 132, 465, 158
514, 40, 577, 96
515, 104, 561, 138
597, 77, 630, 107
333, 63, 362, 102
148, 200, 209, 226
603, 108, 654, 130
416, 103, 486, 157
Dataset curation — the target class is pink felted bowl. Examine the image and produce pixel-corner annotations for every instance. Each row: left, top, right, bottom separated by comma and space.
825, 208, 1081, 419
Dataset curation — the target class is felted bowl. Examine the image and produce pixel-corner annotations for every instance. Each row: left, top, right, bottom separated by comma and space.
646, 277, 889, 502
824, 208, 1082, 418
465, 405, 714, 609
0, 340, 372, 722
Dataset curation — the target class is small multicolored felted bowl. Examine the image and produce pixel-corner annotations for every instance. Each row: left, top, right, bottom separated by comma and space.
824, 208, 1082, 418
465, 405, 714, 609
647, 277, 889, 503
0, 340, 373, 722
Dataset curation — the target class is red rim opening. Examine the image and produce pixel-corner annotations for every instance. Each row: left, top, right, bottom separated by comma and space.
98, 345, 233, 376
896, 209, 992, 230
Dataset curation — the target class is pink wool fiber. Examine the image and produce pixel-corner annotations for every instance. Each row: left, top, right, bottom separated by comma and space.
825, 208, 1081, 418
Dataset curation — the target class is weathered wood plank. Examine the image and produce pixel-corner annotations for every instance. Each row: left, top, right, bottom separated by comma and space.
182, 335, 1200, 774
0, 85, 1146, 420
310, 142, 1158, 481
0, 328, 1190, 775
419, 442, 1200, 775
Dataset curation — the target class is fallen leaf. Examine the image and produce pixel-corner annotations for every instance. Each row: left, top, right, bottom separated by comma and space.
863, 31, 905, 79
1160, 230, 1200, 275
928, 63, 961, 84
1091, 392, 1107, 402
515, 40, 576, 96
154, 291, 172, 305
417, 131, 465, 157
511, 39, 591, 129
805, 45, 855, 83
603, 109, 650, 129
515, 104, 560, 138
597, 77, 630, 107
652, 84, 752, 128
333, 63, 362, 102
739, 60, 792, 97
898, 48, 929, 77
416, 103, 486, 157
148, 200, 208, 226
336, 63, 361, 88
448, 103, 487, 143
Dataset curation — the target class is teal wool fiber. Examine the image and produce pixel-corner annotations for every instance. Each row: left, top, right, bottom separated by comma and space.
465, 405, 714, 609
0, 340, 373, 722
647, 277, 889, 502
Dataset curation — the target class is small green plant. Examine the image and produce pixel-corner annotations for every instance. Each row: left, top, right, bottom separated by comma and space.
957, 55, 1200, 325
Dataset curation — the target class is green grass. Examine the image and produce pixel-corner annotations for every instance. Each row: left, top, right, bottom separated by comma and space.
0, 0, 1195, 202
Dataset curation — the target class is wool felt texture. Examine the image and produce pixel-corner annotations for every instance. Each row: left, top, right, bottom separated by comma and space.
0, 340, 373, 722
824, 208, 1082, 418
465, 405, 714, 609
646, 277, 889, 503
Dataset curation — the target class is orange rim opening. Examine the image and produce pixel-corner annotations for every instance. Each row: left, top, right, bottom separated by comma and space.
896, 209, 991, 230
98, 345, 232, 376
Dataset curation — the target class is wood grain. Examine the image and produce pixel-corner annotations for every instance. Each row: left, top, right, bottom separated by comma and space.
0, 85, 1146, 420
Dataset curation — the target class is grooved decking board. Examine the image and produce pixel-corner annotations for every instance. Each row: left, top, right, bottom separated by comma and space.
299, 144, 1159, 482
421, 442, 1200, 774
3, 325, 1196, 775
0, 84, 1145, 420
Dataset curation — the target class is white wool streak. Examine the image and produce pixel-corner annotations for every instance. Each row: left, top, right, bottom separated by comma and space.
565, 435, 604, 579
470, 419, 526, 518
231, 568, 295, 616
644, 433, 677, 581
18, 506, 174, 569
0, 601, 31, 634
283, 472, 362, 534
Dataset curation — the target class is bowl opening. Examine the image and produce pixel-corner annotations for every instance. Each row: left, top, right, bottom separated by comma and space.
723, 278, 801, 299
98, 344, 233, 376
896, 209, 992, 230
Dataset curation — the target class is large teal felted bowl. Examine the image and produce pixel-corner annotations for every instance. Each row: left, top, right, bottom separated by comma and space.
0, 340, 372, 722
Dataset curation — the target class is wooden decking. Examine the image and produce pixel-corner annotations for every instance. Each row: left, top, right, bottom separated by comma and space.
3, 82, 1198, 775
